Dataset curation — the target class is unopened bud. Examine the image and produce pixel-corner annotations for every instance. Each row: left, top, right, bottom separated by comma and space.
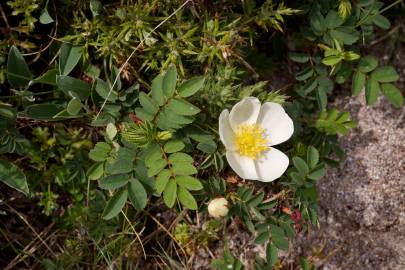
157, 131, 172, 141
208, 197, 229, 218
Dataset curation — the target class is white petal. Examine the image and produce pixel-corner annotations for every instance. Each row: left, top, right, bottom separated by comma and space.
226, 150, 259, 180
229, 97, 261, 132
254, 147, 289, 182
257, 102, 294, 146
219, 110, 236, 150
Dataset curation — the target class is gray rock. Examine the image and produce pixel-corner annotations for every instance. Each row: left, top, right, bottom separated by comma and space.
292, 94, 405, 270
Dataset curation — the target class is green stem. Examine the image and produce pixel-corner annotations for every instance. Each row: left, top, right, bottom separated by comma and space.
356, 0, 402, 27
0, 91, 54, 100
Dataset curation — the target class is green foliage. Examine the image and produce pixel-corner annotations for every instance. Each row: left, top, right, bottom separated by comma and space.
121, 122, 158, 148
287, 146, 326, 191
135, 65, 202, 131
102, 189, 128, 220
351, 56, 403, 107
211, 242, 244, 270
315, 109, 357, 135
38, 186, 59, 215
380, 83, 404, 108
0, 159, 29, 194
86, 66, 206, 214
0, 104, 31, 154
59, 43, 82, 76
232, 187, 274, 233
142, 138, 202, 210
291, 1, 404, 109
7, 46, 33, 88
173, 223, 191, 247
300, 257, 318, 270
7, 0, 40, 31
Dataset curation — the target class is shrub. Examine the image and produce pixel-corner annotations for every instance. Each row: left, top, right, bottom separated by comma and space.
0, 0, 403, 268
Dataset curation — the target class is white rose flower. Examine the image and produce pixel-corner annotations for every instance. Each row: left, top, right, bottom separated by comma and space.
208, 197, 229, 218
219, 97, 294, 182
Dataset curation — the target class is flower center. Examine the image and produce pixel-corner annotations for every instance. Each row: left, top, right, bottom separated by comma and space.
234, 124, 269, 160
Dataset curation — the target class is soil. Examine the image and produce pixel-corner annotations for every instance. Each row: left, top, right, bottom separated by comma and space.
285, 32, 405, 270
288, 94, 405, 270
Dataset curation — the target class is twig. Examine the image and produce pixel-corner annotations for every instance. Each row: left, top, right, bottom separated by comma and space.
89, 233, 114, 270
0, 3, 10, 29
233, 53, 259, 78
120, 209, 147, 259
370, 25, 400, 45
23, 1, 58, 57
143, 210, 188, 259
4, 221, 55, 270
262, 190, 286, 203
6, 204, 56, 257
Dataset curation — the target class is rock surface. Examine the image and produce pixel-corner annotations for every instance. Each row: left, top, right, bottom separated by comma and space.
289, 38, 405, 270
291, 93, 405, 270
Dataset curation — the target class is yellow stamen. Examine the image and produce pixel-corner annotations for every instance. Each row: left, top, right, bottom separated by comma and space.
234, 124, 269, 160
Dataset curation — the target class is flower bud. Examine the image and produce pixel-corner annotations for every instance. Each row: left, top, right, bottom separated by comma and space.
157, 131, 172, 141
208, 197, 229, 218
